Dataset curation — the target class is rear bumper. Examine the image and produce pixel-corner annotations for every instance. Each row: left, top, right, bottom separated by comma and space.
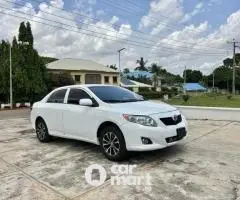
120, 117, 188, 151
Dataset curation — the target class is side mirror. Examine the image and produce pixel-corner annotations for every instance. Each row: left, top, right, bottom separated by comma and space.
79, 98, 93, 106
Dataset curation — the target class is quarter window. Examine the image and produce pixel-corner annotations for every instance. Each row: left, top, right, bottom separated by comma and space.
67, 88, 91, 105
47, 89, 67, 103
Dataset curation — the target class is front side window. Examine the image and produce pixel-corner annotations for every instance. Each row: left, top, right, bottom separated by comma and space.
67, 88, 91, 104
88, 86, 144, 103
47, 89, 67, 103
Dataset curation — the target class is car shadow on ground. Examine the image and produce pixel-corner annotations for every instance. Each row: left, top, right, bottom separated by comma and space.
48, 136, 186, 165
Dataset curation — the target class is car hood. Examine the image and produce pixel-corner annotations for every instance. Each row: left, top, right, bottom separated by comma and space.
108, 100, 177, 115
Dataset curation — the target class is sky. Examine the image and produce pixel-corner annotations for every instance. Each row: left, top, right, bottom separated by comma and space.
0, 0, 239, 76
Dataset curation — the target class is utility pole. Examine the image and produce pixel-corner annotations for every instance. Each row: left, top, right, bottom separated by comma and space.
117, 48, 126, 85
213, 70, 215, 88
184, 66, 186, 94
227, 39, 240, 95
184, 66, 187, 84
9, 44, 13, 109
118, 48, 126, 74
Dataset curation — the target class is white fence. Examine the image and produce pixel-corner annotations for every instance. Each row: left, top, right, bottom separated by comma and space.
1, 102, 31, 109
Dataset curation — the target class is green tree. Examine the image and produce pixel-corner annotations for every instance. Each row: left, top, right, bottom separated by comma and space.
107, 64, 117, 70
183, 69, 203, 83
123, 68, 130, 74
18, 22, 27, 43
12, 36, 18, 48
208, 66, 233, 91
0, 22, 50, 104
26, 21, 34, 46
48, 72, 74, 88
135, 57, 148, 71
223, 53, 240, 67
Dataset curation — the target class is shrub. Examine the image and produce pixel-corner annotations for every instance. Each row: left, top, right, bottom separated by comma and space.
182, 94, 190, 102
138, 87, 151, 92
138, 91, 163, 99
227, 94, 232, 100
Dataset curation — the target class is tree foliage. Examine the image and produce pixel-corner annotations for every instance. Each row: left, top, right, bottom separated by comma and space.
26, 21, 34, 47
48, 72, 74, 89
183, 69, 203, 83
223, 53, 240, 67
0, 21, 48, 103
123, 68, 130, 74
106, 64, 117, 70
135, 57, 148, 71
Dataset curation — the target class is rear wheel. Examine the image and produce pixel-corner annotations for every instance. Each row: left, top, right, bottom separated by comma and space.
99, 126, 128, 161
35, 118, 52, 142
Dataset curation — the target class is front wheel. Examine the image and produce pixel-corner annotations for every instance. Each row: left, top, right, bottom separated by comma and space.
99, 126, 128, 161
35, 118, 52, 142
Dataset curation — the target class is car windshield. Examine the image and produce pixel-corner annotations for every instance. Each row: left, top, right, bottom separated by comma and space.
88, 86, 145, 103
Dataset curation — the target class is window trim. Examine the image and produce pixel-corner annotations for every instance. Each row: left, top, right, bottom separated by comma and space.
46, 89, 67, 104
74, 75, 81, 83
67, 88, 91, 105
66, 87, 99, 107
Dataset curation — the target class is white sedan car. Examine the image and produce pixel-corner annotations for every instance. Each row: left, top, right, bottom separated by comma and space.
31, 85, 188, 161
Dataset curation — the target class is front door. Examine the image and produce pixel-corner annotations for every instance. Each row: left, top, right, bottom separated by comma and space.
62, 88, 97, 143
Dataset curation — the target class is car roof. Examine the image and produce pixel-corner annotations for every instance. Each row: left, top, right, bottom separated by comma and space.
55, 84, 119, 90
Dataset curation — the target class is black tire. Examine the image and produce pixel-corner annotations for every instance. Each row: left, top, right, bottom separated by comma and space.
35, 118, 52, 142
99, 125, 128, 161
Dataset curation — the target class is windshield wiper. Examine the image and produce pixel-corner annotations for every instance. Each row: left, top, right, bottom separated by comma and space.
104, 100, 125, 103
122, 99, 145, 102
104, 99, 145, 103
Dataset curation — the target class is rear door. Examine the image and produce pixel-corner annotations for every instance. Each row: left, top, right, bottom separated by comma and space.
62, 88, 98, 143
43, 89, 67, 136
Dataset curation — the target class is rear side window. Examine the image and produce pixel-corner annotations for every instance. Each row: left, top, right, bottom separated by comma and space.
67, 89, 91, 105
47, 89, 67, 103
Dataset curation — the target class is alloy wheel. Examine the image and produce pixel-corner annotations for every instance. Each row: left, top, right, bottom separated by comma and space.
36, 121, 46, 141
102, 132, 120, 156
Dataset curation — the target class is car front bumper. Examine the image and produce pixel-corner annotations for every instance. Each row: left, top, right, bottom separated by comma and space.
120, 116, 188, 151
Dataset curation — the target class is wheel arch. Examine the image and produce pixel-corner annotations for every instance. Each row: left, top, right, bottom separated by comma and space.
35, 116, 45, 127
97, 121, 124, 140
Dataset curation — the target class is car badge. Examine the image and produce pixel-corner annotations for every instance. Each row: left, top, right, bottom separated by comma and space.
172, 115, 178, 121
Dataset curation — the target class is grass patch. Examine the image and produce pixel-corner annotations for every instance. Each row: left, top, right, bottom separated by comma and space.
168, 94, 240, 108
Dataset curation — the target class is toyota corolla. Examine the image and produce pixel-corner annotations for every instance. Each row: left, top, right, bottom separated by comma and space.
31, 85, 188, 161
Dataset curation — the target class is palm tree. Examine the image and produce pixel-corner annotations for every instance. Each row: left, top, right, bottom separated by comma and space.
150, 63, 161, 75
135, 57, 148, 71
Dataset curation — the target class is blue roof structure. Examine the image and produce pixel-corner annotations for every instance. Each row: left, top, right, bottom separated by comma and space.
126, 71, 153, 79
184, 83, 207, 91
120, 77, 136, 86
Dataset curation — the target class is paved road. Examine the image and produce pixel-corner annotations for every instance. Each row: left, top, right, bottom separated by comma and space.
0, 114, 239, 199
0, 109, 30, 120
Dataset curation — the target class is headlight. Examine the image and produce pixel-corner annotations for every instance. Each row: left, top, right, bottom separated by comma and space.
123, 114, 157, 127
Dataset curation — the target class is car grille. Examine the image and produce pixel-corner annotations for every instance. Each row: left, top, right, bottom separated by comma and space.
160, 115, 182, 126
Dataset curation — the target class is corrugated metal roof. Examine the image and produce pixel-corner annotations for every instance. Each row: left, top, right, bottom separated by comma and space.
46, 58, 118, 73
120, 77, 152, 88
184, 83, 207, 91
126, 71, 153, 78
120, 77, 136, 86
